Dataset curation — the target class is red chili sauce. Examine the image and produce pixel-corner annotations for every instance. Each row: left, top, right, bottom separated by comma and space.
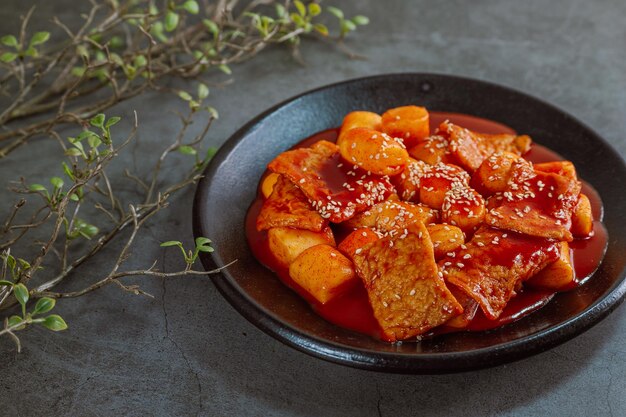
245, 112, 608, 340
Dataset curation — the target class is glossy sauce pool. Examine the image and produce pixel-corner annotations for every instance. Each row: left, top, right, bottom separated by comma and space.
245, 112, 608, 341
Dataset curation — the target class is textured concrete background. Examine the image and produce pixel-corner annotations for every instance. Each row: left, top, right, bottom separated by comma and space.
1, 0, 625, 416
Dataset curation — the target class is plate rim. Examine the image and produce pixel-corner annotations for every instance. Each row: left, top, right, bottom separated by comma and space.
192, 72, 626, 373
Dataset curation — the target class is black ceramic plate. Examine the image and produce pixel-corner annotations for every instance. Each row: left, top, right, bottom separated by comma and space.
193, 73, 626, 373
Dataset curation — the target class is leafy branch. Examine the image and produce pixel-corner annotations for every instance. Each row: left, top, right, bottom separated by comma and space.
0, 0, 367, 352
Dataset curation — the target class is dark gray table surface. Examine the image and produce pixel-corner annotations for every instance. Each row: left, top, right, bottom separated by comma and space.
1, 1, 625, 416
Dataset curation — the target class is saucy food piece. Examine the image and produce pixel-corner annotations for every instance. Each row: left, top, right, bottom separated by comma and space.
261, 172, 281, 199
391, 158, 429, 202
247, 105, 607, 343
353, 221, 463, 341
289, 244, 358, 304
337, 111, 382, 141
485, 170, 581, 241
526, 242, 575, 290
381, 105, 430, 149
470, 152, 535, 196
408, 134, 453, 165
441, 121, 532, 172
571, 194, 593, 237
257, 175, 326, 232
426, 223, 465, 260
441, 184, 486, 233
442, 227, 560, 319
268, 140, 394, 223
338, 127, 409, 176
267, 226, 335, 269
343, 200, 438, 234
338, 228, 380, 259
419, 163, 470, 209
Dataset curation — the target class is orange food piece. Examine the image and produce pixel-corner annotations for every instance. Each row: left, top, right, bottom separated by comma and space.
353, 222, 463, 341
338, 127, 409, 176
571, 193, 593, 237
441, 227, 560, 319
338, 228, 380, 259
257, 175, 325, 232
534, 161, 577, 180
444, 286, 479, 329
390, 158, 429, 202
343, 200, 438, 233
470, 152, 535, 196
338, 111, 382, 141
268, 140, 394, 223
441, 121, 532, 172
426, 223, 465, 260
381, 106, 430, 149
485, 170, 582, 241
267, 226, 335, 269
419, 163, 470, 209
261, 172, 281, 198
408, 134, 453, 165
526, 242, 575, 290
289, 244, 358, 304
441, 184, 486, 233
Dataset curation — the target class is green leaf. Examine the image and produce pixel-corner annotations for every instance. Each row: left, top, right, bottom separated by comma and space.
275, 4, 286, 18
30, 31, 50, 46
71, 66, 86, 77
195, 237, 212, 246
308, 3, 321, 17
110, 52, 124, 67
32, 297, 55, 315
202, 19, 219, 36
197, 83, 209, 99
87, 134, 102, 148
133, 55, 147, 68
218, 64, 231, 74
13, 283, 29, 307
65, 148, 83, 157
105, 116, 121, 128
205, 106, 219, 119
160, 240, 182, 247
69, 193, 80, 202
23, 46, 37, 57
28, 183, 47, 192
109, 35, 123, 49
1, 35, 18, 47
294, 0, 306, 16
205, 147, 217, 160
352, 15, 370, 25
327, 6, 343, 19
62, 162, 75, 180
178, 145, 197, 155
290, 13, 305, 27
5, 255, 16, 271
0, 52, 18, 63
50, 177, 64, 189
313, 23, 328, 36
178, 91, 192, 101
195, 237, 213, 253
165, 11, 180, 32
8, 315, 24, 330
183, 0, 199, 14
0, 280, 14, 286
76, 44, 89, 59
90, 113, 105, 128
341, 19, 357, 33
17, 259, 30, 270
41, 315, 68, 331
78, 223, 99, 239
